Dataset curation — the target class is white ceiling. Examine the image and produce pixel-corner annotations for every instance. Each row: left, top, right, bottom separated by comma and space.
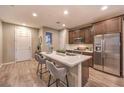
0, 5, 124, 30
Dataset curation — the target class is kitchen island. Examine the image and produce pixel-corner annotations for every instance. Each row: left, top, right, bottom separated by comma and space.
66, 49, 93, 67
41, 51, 92, 87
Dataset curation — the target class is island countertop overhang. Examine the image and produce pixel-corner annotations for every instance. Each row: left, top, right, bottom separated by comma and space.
41, 52, 92, 67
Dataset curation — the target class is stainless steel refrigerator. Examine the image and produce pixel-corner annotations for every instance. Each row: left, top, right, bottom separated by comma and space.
94, 33, 120, 76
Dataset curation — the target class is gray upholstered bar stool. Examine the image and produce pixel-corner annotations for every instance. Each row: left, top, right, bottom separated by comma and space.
34, 53, 48, 79
46, 61, 69, 87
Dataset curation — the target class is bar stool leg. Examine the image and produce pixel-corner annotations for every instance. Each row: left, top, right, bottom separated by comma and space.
36, 63, 40, 74
40, 64, 42, 79
66, 75, 69, 87
48, 74, 51, 87
56, 79, 59, 87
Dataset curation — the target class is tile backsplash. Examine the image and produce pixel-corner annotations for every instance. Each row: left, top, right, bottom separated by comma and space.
65, 44, 93, 51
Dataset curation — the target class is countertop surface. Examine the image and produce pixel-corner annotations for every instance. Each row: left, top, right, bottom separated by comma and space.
66, 49, 93, 53
41, 52, 92, 67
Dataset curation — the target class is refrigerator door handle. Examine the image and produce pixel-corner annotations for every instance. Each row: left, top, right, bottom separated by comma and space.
101, 40, 103, 57
101, 39, 104, 69
102, 39, 105, 58
102, 39, 105, 69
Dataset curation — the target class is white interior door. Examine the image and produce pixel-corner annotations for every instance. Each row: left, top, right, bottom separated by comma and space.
15, 26, 32, 62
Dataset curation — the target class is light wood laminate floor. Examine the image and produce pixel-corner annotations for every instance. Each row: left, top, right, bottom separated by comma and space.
0, 60, 124, 87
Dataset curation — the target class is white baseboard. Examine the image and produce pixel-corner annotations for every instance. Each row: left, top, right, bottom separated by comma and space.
15, 58, 34, 63
0, 59, 34, 68
2, 61, 16, 66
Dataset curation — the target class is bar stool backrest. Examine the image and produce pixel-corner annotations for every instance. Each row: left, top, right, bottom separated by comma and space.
35, 54, 46, 64
46, 61, 59, 78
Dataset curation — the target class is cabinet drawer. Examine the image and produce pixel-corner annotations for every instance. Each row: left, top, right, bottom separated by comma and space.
83, 52, 93, 67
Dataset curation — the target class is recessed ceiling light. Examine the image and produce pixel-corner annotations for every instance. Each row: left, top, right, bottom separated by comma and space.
62, 24, 66, 27
64, 10, 68, 15
22, 23, 26, 26
32, 13, 37, 17
101, 6, 108, 11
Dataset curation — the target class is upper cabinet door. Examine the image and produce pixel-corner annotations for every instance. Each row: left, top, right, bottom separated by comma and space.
105, 17, 122, 33
93, 17, 122, 35
69, 31, 74, 44
84, 28, 93, 44
79, 29, 85, 38
93, 21, 106, 35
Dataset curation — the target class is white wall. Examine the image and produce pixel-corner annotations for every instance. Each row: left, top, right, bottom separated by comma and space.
30, 27, 39, 58
39, 27, 44, 51
59, 29, 69, 49
0, 21, 2, 65
39, 27, 59, 52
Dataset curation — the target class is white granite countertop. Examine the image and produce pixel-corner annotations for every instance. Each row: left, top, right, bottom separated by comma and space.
41, 52, 92, 67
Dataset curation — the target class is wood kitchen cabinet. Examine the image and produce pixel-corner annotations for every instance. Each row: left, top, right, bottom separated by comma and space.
93, 17, 122, 35
84, 27, 93, 44
73, 30, 80, 44
83, 52, 93, 67
69, 31, 74, 44
105, 17, 122, 33
82, 59, 89, 86
79, 29, 85, 43
79, 30, 85, 38
73, 30, 79, 38
69, 27, 93, 44
80, 27, 93, 44
93, 21, 106, 35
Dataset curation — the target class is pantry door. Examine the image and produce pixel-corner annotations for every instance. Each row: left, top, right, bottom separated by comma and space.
15, 26, 32, 62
